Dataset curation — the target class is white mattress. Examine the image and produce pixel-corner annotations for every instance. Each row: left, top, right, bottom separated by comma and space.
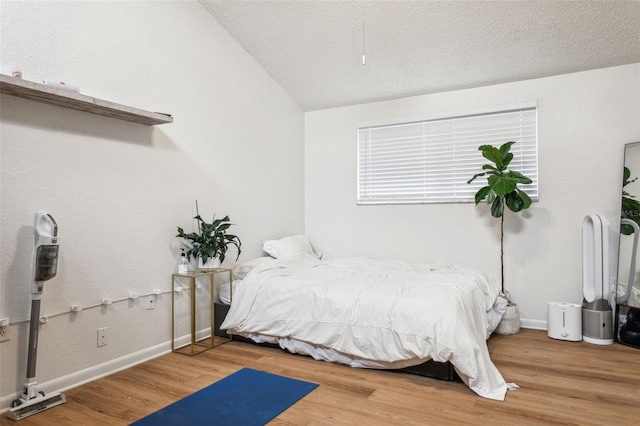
218, 281, 233, 305
221, 253, 507, 400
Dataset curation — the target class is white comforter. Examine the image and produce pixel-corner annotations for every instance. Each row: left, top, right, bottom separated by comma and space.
221, 253, 507, 400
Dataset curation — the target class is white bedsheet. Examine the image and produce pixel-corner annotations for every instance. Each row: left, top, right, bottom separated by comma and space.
221, 253, 507, 400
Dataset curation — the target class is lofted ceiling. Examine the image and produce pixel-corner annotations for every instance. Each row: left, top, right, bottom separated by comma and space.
199, 0, 640, 112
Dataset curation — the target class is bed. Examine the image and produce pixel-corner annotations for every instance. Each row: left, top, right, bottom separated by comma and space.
218, 235, 509, 401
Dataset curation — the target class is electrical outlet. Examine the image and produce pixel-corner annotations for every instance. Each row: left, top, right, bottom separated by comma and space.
0, 318, 9, 343
0, 325, 9, 343
97, 327, 108, 347
146, 295, 156, 310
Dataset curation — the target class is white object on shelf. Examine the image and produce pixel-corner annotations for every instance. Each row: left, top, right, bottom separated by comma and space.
0, 65, 22, 79
547, 302, 582, 341
43, 79, 79, 93
178, 248, 189, 274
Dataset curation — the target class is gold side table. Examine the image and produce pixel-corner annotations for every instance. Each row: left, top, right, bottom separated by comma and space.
171, 268, 232, 355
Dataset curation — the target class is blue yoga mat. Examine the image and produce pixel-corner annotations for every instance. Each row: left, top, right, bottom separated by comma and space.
130, 367, 318, 426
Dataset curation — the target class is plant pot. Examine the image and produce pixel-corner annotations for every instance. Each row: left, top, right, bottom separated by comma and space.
198, 256, 220, 270
494, 302, 520, 335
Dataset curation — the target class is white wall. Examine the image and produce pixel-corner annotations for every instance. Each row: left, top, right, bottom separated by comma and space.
305, 64, 640, 328
0, 1, 304, 407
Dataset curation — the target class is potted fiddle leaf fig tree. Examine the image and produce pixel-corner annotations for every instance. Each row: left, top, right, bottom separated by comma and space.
177, 213, 242, 270
467, 141, 532, 335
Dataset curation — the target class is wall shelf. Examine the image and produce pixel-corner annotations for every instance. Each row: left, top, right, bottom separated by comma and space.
0, 75, 173, 126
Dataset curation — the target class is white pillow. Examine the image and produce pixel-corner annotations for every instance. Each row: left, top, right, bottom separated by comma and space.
232, 257, 274, 280
263, 235, 315, 259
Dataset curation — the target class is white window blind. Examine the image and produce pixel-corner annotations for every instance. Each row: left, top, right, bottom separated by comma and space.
357, 105, 538, 205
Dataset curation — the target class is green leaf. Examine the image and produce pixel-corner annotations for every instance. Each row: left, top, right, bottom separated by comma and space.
505, 170, 533, 184
217, 223, 232, 231
499, 141, 516, 157
499, 142, 515, 168
488, 174, 517, 196
622, 194, 640, 235
505, 191, 524, 212
467, 172, 486, 184
623, 166, 639, 189
517, 189, 532, 209
485, 188, 497, 204
491, 196, 504, 217
479, 145, 504, 169
502, 152, 514, 168
474, 186, 492, 205
504, 189, 533, 213
621, 223, 635, 235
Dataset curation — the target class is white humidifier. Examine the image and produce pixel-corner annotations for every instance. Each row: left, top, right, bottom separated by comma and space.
547, 302, 582, 341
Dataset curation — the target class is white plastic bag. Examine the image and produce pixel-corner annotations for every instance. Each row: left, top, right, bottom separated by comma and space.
494, 303, 520, 335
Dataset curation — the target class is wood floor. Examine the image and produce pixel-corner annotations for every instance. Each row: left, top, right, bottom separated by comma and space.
4, 329, 639, 425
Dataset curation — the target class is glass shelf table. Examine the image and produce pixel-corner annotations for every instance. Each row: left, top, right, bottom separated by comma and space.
171, 268, 232, 355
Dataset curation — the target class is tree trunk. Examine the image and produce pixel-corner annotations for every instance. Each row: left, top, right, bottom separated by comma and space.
501, 213, 504, 294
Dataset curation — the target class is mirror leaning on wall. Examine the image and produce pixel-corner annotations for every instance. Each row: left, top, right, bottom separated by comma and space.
615, 141, 640, 349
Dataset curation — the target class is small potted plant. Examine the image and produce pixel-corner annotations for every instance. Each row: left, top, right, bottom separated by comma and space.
467, 141, 532, 335
177, 212, 242, 270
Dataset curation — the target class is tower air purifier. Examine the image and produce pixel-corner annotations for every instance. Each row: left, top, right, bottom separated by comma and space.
581, 215, 613, 345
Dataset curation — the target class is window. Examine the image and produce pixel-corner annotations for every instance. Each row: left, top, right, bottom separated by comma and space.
357, 103, 538, 205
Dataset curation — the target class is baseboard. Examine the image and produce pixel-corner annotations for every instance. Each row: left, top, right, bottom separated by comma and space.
521, 318, 547, 330
0, 340, 172, 413
172, 327, 213, 349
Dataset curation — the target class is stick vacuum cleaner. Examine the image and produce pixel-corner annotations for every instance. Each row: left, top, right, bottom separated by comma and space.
8, 212, 66, 421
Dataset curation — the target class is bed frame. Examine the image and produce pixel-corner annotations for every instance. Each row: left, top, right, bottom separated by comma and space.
214, 302, 458, 381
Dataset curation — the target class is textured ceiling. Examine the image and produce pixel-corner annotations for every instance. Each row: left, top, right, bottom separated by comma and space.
200, 0, 640, 112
